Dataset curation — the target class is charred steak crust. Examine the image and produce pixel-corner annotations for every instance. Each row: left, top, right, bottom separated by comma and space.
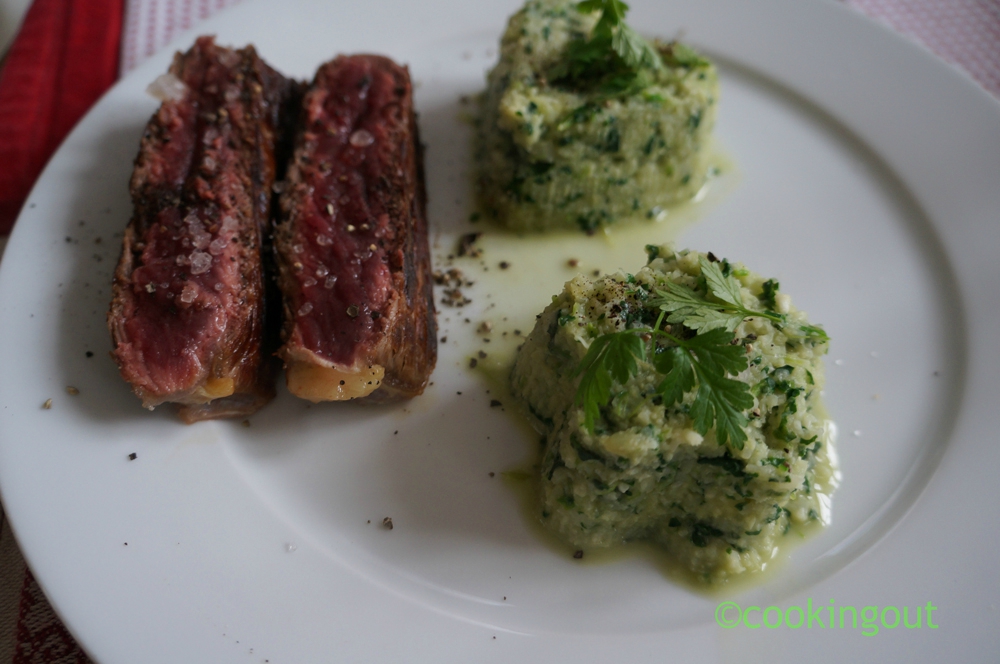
274, 55, 436, 402
108, 37, 297, 422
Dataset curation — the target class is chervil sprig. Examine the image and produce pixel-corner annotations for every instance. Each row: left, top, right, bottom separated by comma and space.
653, 257, 829, 343
577, 0, 662, 70
551, 0, 663, 95
572, 255, 828, 448
652, 257, 785, 334
573, 319, 753, 448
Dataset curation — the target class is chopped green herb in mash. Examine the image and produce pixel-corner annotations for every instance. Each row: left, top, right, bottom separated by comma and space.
510, 246, 838, 582
475, 0, 718, 232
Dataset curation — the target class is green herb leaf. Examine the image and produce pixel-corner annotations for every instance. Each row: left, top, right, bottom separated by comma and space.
792, 323, 830, 343
574, 324, 752, 448
573, 331, 645, 430
655, 281, 745, 333
654, 329, 752, 448
577, 0, 628, 21
690, 363, 753, 448
760, 278, 780, 310
684, 328, 749, 376
661, 42, 710, 69
757, 278, 830, 344
652, 256, 785, 334
612, 23, 662, 71
653, 345, 694, 406
552, 0, 661, 95
571, 253, 821, 449
700, 258, 743, 308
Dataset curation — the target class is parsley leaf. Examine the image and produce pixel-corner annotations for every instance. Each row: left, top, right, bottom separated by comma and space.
653, 329, 752, 448
551, 0, 662, 95
689, 351, 753, 448
652, 345, 695, 406
574, 325, 753, 448
684, 328, 750, 376
573, 330, 645, 431
612, 22, 662, 71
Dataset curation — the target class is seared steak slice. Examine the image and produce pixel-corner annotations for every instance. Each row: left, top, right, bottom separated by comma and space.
274, 55, 436, 402
109, 37, 297, 422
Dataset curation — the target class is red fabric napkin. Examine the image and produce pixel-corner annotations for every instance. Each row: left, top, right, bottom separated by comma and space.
0, 0, 123, 235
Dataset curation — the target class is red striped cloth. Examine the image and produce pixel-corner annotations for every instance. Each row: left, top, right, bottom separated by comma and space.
0, 0, 122, 235
0, 513, 90, 663
0, 0, 244, 236
120, 0, 243, 74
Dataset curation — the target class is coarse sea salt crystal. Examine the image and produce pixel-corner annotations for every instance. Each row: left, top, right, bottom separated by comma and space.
179, 283, 198, 304
208, 237, 227, 256
324, 275, 337, 289
217, 49, 239, 68
185, 212, 211, 250
297, 303, 314, 316
192, 229, 211, 250
315, 264, 329, 277
146, 73, 188, 102
189, 251, 212, 275
349, 129, 374, 147
316, 234, 333, 247
303, 277, 317, 287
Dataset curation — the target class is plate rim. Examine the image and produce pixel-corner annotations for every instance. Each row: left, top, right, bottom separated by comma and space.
0, 0, 998, 660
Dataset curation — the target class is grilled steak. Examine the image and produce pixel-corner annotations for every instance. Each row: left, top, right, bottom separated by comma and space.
274, 55, 436, 402
109, 37, 298, 422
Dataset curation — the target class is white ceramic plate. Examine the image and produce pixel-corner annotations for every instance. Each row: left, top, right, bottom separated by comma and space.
1, 0, 998, 661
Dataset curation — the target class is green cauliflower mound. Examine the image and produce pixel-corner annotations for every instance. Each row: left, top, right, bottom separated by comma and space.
475, 0, 719, 233
510, 246, 838, 581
